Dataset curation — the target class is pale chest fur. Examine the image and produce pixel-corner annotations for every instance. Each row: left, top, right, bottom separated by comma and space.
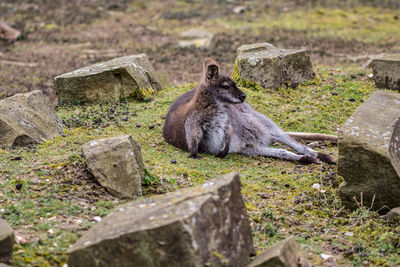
199, 105, 229, 154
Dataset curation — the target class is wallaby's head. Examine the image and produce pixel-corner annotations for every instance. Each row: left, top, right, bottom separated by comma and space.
200, 58, 246, 104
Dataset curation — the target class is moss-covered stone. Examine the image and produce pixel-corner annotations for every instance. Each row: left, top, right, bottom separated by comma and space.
0, 219, 14, 263
178, 28, 214, 49
54, 54, 162, 104
338, 90, 400, 211
247, 236, 307, 267
82, 135, 143, 199
386, 207, 400, 222
234, 43, 314, 90
371, 54, 400, 90
0, 90, 64, 148
67, 172, 254, 267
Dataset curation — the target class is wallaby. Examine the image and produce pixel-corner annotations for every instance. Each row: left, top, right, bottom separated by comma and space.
162, 58, 335, 164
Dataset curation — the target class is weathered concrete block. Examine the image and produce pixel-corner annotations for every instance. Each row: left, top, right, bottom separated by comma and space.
233, 43, 314, 90
237, 43, 276, 54
371, 55, 400, 90
248, 236, 305, 267
0, 90, 64, 148
0, 219, 14, 263
67, 172, 254, 267
178, 29, 214, 49
338, 90, 400, 211
54, 54, 161, 104
82, 135, 143, 198
386, 207, 400, 222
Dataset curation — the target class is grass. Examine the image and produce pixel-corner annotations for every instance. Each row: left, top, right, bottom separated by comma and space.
212, 6, 400, 44
1, 66, 399, 266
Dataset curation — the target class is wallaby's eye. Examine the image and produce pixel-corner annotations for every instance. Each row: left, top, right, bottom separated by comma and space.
221, 82, 230, 90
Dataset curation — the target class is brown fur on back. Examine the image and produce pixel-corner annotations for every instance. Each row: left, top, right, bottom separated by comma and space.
162, 58, 246, 156
162, 89, 195, 151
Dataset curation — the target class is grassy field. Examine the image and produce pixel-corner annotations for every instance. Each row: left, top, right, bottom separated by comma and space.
1, 0, 400, 266
1, 66, 399, 266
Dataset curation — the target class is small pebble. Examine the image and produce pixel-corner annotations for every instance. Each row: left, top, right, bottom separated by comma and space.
148, 125, 155, 129
93, 216, 102, 222
289, 82, 299, 89
122, 117, 128, 121
16, 183, 22, 190
135, 123, 141, 128
349, 97, 356, 102
171, 159, 177, 164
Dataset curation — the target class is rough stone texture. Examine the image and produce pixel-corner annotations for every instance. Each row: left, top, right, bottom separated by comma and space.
54, 54, 161, 104
0, 90, 64, 148
247, 236, 304, 267
67, 172, 254, 267
179, 29, 214, 49
0, 219, 14, 263
237, 43, 276, 54
371, 54, 400, 90
82, 135, 143, 198
338, 90, 400, 211
234, 43, 314, 89
386, 207, 400, 222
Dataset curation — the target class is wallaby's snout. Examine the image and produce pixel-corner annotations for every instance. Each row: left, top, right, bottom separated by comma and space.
227, 81, 246, 104
239, 91, 246, 102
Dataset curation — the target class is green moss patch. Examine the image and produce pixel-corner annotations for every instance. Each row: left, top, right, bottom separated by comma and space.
1, 67, 399, 266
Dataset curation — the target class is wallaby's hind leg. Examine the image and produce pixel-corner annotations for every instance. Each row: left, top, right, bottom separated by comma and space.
241, 146, 320, 164
270, 129, 317, 157
249, 108, 335, 164
270, 129, 335, 164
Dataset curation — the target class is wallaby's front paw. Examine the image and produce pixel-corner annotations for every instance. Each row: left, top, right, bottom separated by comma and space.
188, 154, 202, 159
317, 152, 336, 165
216, 151, 228, 158
299, 155, 321, 165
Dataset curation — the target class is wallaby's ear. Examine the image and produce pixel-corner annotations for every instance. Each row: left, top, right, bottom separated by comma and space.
203, 58, 219, 83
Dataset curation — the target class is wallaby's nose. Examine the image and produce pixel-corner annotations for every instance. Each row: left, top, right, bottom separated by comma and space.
240, 93, 246, 101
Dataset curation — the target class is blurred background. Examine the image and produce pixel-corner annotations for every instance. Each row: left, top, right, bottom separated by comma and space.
1, 0, 399, 103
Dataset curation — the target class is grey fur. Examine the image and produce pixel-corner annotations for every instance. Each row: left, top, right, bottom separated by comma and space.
163, 58, 335, 164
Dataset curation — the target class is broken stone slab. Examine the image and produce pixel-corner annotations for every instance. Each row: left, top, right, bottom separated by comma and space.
386, 207, 400, 222
371, 54, 400, 90
54, 54, 162, 104
338, 90, 400, 211
178, 28, 214, 49
0, 219, 14, 263
82, 135, 144, 198
247, 236, 307, 267
0, 90, 64, 148
67, 172, 254, 267
233, 43, 314, 90
237, 43, 276, 54
0, 21, 21, 41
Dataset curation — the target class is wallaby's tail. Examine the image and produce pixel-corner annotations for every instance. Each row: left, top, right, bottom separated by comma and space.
287, 132, 338, 143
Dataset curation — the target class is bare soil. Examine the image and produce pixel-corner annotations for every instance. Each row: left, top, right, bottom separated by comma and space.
1, 0, 398, 103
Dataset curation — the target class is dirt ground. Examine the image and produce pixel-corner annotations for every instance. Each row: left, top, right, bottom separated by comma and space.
1, 0, 399, 103
1, 1, 400, 266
